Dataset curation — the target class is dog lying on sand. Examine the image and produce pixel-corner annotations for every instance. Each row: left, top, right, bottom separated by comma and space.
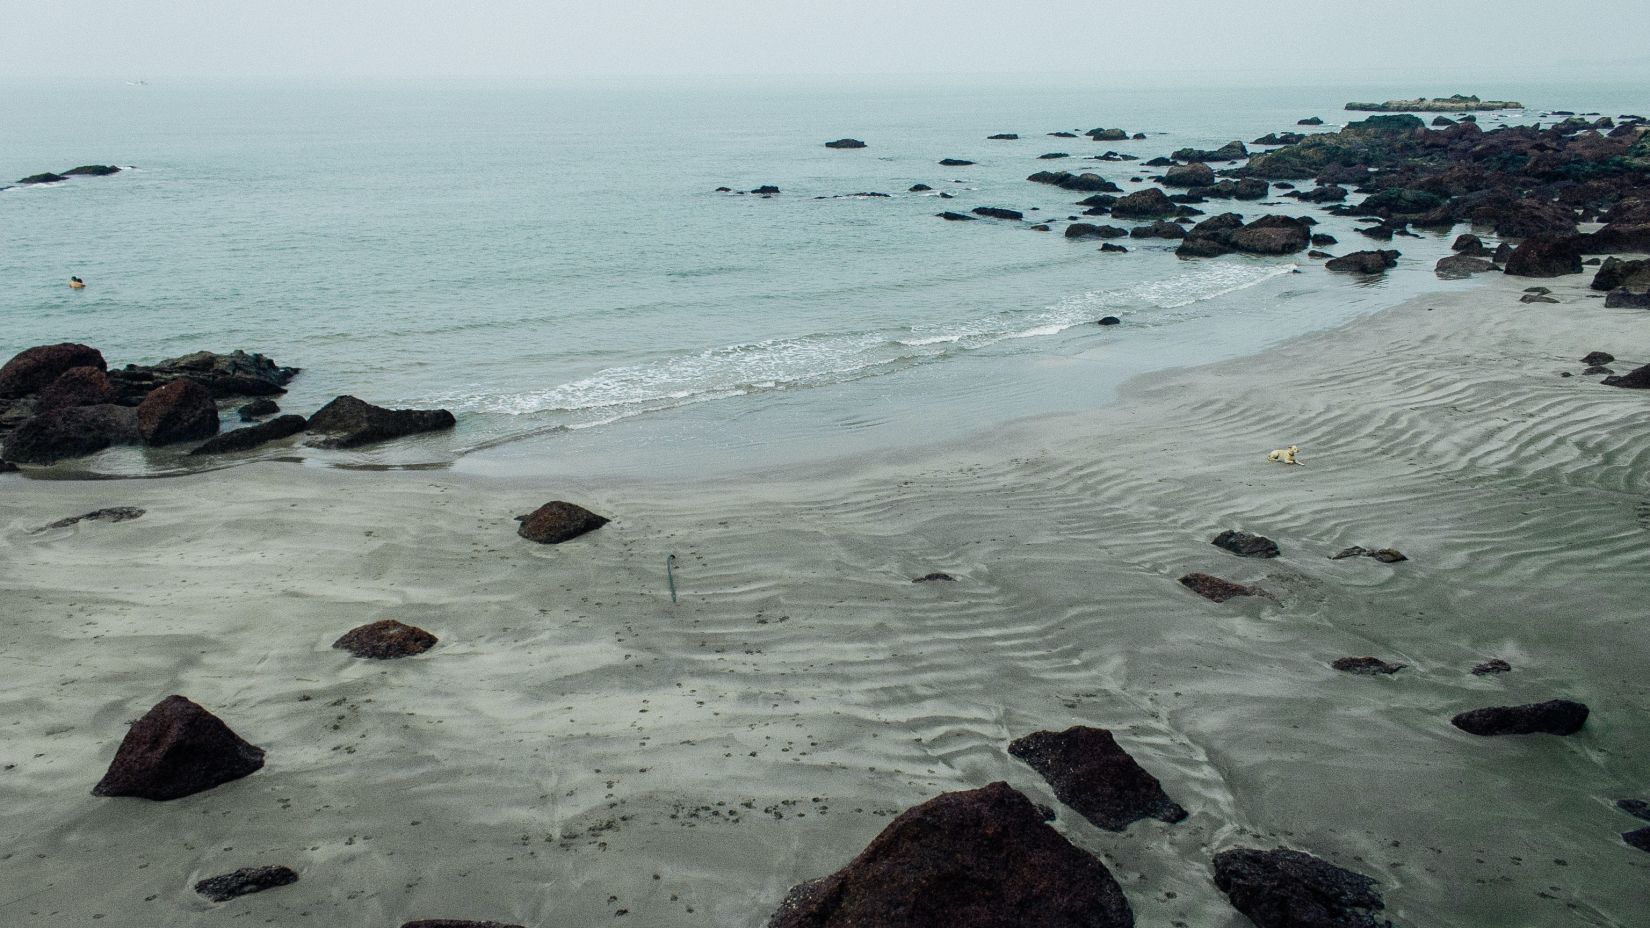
1267, 445, 1303, 465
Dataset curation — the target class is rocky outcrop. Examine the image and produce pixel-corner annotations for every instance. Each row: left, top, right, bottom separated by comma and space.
1173, 141, 1247, 162
1110, 188, 1176, 219
1212, 530, 1279, 558
0, 343, 106, 398
62, 164, 122, 176
1064, 223, 1127, 239
1331, 657, 1405, 675
1027, 171, 1120, 193
1326, 250, 1400, 274
1212, 847, 1391, 928
1130, 220, 1186, 239
1297, 117, 1324, 126
972, 207, 1023, 221
333, 619, 439, 659
938, 211, 978, 221
92, 695, 265, 800
1162, 162, 1215, 187
1177, 215, 1310, 258
137, 379, 219, 446
306, 395, 455, 448
1503, 235, 1584, 277
1008, 726, 1187, 831
1330, 546, 1407, 563
1471, 659, 1512, 675
1345, 94, 1520, 112
1254, 132, 1306, 146
939, 158, 975, 166
1435, 255, 1497, 279
1289, 185, 1348, 203
35, 366, 115, 413
1451, 699, 1589, 736
1602, 363, 1650, 388
2, 403, 140, 464
1179, 572, 1255, 603
109, 350, 298, 402
401, 922, 526, 928
912, 572, 956, 582
195, 865, 298, 901
516, 501, 609, 544
1452, 233, 1492, 255
987, 133, 1019, 140
1591, 257, 1650, 291
1604, 289, 1650, 308
766, 782, 1134, 928
824, 139, 866, 149
1087, 128, 1128, 141
188, 414, 307, 455
238, 398, 280, 420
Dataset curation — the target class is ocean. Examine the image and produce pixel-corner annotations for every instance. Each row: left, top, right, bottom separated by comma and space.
2, 75, 1642, 479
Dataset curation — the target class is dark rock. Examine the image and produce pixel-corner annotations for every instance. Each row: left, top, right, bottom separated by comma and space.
1331, 657, 1405, 675
1254, 132, 1306, 146
1008, 726, 1187, 831
1471, 659, 1512, 675
1029, 224, 1051, 232
1131, 220, 1186, 239
515, 501, 609, 544
973, 207, 1023, 221
1212, 847, 1391, 928
752, 185, 781, 195
1625, 827, 1650, 853
987, 133, 1019, 140
1452, 233, 1491, 255
1087, 128, 1128, 141
1311, 234, 1337, 246
1173, 141, 1248, 162
402, 922, 526, 928
0, 460, 16, 473
1581, 351, 1615, 365
1604, 289, 1650, 308
1329, 546, 1407, 562
1027, 171, 1120, 193
62, 164, 122, 176
1038, 152, 1070, 160
1065, 223, 1127, 239
1432, 116, 1458, 127
137, 378, 219, 446
1504, 235, 1584, 278
111, 350, 298, 402
1451, 699, 1589, 736
1435, 255, 1497, 279
912, 572, 956, 582
1617, 799, 1650, 822
238, 398, 280, 421
333, 619, 438, 659
17, 172, 67, 185
766, 781, 1134, 928
825, 139, 866, 149
2, 403, 140, 464
36, 366, 114, 413
1590, 257, 1650, 291
1492, 242, 1514, 265
1229, 219, 1310, 254
1163, 162, 1216, 188
1292, 185, 1348, 203
1297, 117, 1324, 126
938, 211, 979, 221
939, 158, 976, 166
909, 184, 932, 192
1178, 572, 1254, 603
1326, 250, 1400, 274
1602, 363, 1650, 388
1588, 221, 1650, 253
1212, 530, 1280, 558
189, 415, 307, 456
1110, 188, 1176, 219
1521, 293, 1561, 304
91, 695, 265, 800
306, 395, 455, 448
1584, 365, 1614, 375
1049, 131, 1078, 138
36, 507, 145, 531
194, 865, 298, 902
1096, 316, 1121, 325
1099, 243, 1128, 253
0, 343, 106, 399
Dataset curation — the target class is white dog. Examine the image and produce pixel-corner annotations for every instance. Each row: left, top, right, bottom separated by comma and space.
1267, 444, 1303, 465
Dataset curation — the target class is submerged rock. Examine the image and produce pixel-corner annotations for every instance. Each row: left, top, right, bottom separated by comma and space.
1617, 799, 1650, 822
1602, 363, 1650, 388
1581, 351, 1616, 365
1008, 726, 1187, 831
1331, 657, 1405, 676
1470, 659, 1512, 675
1451, 699, 1589, 736
1330, 546, 1407, 563
1326, 250, 1401, 274
36, 506, 145, 531
1179, 572, 1255, 603
137, 379, 219, 446
766, 781, 1134, 928
306, 395, 455, 448
939, 158, 976, 166
1027, 170, 1120, 193
1065, 223, 1127, 239
189, 414, 307, 456
92, 695, 265, 800
1435, 255, 1497, 279
333, 619, 439, 659
1212, 530, 1280, 558
1212, 847, 1391, 928
238, 398, 281, 421
1604, 289, 1650, 308
1096, 316, 1121, 325
938, 211, 979, 221
516, 501, 610, 544
1625, 827, 1650, 853
824, 138, 866, 149
912, 572, 956, 582
0, 343, 106, 399
401, 921, 527, 928
972, 207, 1024, 221
194, 865, 298, 902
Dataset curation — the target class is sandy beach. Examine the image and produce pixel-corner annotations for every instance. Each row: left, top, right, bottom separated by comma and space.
3, 269, 1648, 926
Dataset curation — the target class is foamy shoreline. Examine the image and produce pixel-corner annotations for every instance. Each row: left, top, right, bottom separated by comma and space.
3, 270, 1648, 926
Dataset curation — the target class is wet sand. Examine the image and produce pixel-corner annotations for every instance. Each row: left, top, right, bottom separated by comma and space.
2, 271, 1648, 926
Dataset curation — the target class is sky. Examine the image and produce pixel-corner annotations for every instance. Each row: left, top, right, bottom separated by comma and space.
3, 0, 1647, 81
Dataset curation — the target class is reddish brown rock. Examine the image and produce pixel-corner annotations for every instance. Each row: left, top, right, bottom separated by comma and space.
36, 366, 114, 413
306, 395, 455, 448
1213, 847, 1390, 928
0, 343, 105, 398
333, 619, 438, 659
1503, 235, 1584, 278
92, 695, 265, 800
515, 501, 609, 544
1008, 726, 1187, 831
767, 782, 1133, 928
137, 378, 219, 446
1179, 572, 1255, 603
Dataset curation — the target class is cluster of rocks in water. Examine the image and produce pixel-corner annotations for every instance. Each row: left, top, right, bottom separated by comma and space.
3, 163, 122, 191
0, 343, 457, 467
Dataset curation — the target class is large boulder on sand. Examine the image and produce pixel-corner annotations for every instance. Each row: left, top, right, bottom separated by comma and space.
516, 501, 610, 544
92, 695, 265, 800
188, 414, 307, 456
1435, 255, 1498, 279
1451, 699, 1589, 736
0, 343, 105, 399
137, 378, 219, 446
1503, 235, 1584, 277
1008, 726, 1187, 831
2, 404, 140, 464
1326, 250, 1400, 274
766, 781, 1134, 928
1212, 847, 1390, 928
333, 619, 439, 659
194, 865, 299, 902
306, 395, 455, 448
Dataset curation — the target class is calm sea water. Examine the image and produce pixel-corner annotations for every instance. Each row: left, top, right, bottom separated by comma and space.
1, 75, 1642, 479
